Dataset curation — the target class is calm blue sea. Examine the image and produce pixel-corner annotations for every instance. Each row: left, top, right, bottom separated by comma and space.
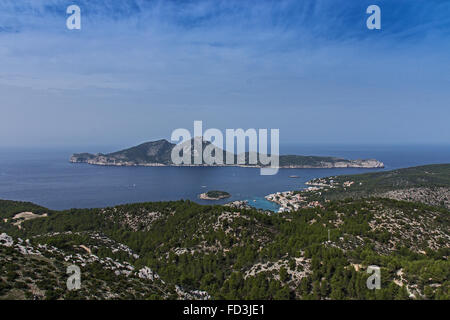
0, 144, 449, 211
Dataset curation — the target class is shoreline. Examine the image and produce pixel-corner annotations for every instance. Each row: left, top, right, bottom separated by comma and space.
70, 160, 385, 169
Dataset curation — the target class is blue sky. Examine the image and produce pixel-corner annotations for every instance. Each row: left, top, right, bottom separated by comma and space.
0, 0, 449, 147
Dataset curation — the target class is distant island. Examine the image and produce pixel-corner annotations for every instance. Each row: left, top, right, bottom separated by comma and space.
198, 190, 231, 200
70, 138, 384, 169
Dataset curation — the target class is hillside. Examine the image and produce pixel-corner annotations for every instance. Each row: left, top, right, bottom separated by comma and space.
1, 194, 448, 300
70, 138, 384, 168
301, 164, 450, 208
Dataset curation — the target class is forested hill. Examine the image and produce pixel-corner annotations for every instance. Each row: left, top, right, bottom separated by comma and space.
303, 164, 450, 208
312, 164, 450, 189
1, 195, 449, 300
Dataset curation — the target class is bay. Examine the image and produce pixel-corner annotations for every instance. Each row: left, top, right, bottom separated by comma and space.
0, 144, 449, 211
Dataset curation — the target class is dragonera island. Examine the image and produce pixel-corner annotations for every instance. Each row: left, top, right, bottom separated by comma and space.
70, 138, 384, 169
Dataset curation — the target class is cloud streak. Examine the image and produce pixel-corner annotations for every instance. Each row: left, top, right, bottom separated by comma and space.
0, 0, 449, 146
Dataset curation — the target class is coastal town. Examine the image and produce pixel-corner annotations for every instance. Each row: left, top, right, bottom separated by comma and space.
265, 190, 323, 213
264, 177, 356, 213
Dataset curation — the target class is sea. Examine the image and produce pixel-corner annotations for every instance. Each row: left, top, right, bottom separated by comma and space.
0, 144, 449, 211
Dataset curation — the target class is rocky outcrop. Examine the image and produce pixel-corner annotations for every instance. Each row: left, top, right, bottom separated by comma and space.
198, 191, 231, 200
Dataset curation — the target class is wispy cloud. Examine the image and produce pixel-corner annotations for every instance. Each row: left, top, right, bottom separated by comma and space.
0, 0, 449, 146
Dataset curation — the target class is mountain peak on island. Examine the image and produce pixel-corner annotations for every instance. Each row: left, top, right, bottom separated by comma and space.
70, 138, 384, 169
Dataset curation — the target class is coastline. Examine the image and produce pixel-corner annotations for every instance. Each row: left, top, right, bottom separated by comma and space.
70, 159, 385, 169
